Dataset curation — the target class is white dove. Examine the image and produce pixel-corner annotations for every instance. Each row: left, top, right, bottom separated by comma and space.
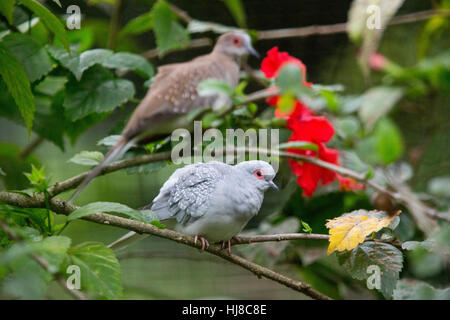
109, 160, 278, 254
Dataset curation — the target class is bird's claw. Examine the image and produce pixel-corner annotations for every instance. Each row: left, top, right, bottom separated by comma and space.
221, 239, 232, 255
195, 235, 209, 252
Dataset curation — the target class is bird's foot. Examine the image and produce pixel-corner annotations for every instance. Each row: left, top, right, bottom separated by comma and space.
221, 239, 232, 255
194, 235, 209, 252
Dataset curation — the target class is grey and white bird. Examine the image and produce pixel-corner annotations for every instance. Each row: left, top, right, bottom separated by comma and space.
108, 160, 278, 253
69, 31, 259, 202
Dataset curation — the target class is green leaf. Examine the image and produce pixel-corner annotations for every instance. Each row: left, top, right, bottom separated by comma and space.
24, 164, 48, 192
151, 0, 190, 55
222, 0, 247, 28
34, 76, 68, 96
337, 241, 403, 299
63, 65, 135, 120
47, 46, 113, 81
198, 78, 234, 97
374, 117, 404, 165
320, 89, 339, 111
68, 201, 145, 222
32, 236, 71, 272
102, 52, 154, 78
0, 0, 15, 24
359, 86, 404, 132
301, 220, 312, 233
65, 242, 122, 299
0, 167, 5, 176
335, 116, 361, 140
277, 141, 318, 151
120, 11, 153, 37
0, 45, 35, 134
275, 63, 309, 96
2, 33, 53, 82
97, 135, 122, 147
19, 0, 69, 51
68, 151, 104, 166
0, 255, 50, 299
393, 280, 450, 300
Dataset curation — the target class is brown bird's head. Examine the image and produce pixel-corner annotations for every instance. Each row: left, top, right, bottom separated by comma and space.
213, 31, 259, 59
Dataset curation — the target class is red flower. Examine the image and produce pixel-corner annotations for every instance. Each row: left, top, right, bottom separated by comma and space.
261, 47, 313, 87
287, 143, 339, 197
260, 47, 364, 196
286, 102, 334, 144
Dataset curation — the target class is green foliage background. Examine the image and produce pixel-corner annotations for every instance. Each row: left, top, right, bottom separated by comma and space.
0, 0, 449, 300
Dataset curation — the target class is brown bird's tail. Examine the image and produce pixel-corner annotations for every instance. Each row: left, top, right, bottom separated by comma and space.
68, 136, 134, 203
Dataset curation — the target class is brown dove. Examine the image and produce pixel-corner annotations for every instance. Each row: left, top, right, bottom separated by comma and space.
69, 31, 259, 201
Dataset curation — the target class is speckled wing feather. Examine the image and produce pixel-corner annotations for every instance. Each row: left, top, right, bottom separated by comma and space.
151, 162, 229, 224
123, 53, 239, 141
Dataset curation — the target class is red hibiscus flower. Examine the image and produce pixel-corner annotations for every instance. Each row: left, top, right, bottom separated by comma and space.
261, 47, 313, 87
261, 47, 365, 196
287, 143, 339, 197
286, 103, 334, 144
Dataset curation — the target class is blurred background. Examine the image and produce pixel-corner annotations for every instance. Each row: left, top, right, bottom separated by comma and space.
0, 0, 449, 299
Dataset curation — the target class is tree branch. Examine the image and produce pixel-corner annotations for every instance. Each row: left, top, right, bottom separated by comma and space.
257, 10, 450, 40
48, 151, 171, 196
0, 192, 331, 300
233, 233, 330, 244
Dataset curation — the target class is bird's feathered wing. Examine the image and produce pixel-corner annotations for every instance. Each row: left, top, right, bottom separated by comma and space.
151, 162, 228, 224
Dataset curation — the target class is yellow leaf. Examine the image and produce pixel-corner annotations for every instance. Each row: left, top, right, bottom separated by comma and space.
325, 210, 399, 255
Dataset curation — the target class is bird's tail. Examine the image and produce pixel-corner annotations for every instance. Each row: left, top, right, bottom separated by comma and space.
108, 231, 149, 250
68, 136, 135, 203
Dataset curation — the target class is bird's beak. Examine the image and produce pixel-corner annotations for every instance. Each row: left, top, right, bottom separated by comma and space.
247, 44, 260, 58
269, 181, 279, 191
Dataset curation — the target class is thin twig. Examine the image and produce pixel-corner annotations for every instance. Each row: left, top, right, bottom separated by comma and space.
48, 151, 171, 196
233, 233, 330, 244
162, 0, 192, 24
256, 10, 450, 40
19, 136, 44, 159
141, 38, 213, 60
107, 0, 122, 50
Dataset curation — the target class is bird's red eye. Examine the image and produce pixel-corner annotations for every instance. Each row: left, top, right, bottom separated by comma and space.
231, 36, 242, 47
254, 169, 264, 179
